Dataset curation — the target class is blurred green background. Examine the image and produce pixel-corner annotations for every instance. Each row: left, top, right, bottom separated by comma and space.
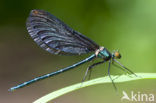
1, 0, 156, 103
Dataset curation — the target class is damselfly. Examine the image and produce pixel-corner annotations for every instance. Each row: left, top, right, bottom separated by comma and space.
9, 10, 136, 91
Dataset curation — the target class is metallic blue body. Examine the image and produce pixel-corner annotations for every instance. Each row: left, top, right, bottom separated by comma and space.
9, 54, 96, 91
98, 48, 111, 60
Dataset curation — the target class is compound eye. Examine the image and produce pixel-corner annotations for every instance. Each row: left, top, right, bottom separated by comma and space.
114, 51, 121, 59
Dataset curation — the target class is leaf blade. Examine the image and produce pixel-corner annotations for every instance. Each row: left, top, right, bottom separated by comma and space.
33, 73, 156, 103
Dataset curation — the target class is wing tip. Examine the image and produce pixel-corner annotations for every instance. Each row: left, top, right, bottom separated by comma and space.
30, 9, 45, 16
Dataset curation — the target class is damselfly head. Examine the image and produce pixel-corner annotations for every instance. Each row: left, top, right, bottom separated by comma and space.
112, 50, 121, 59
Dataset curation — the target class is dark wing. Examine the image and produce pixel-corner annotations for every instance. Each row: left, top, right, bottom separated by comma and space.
26, 10, 99, 55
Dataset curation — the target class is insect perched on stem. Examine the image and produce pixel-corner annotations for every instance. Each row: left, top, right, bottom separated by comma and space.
9, 10, 136, 91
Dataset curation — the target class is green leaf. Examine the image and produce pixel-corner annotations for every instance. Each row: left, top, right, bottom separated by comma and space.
33, 73, 156, 103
